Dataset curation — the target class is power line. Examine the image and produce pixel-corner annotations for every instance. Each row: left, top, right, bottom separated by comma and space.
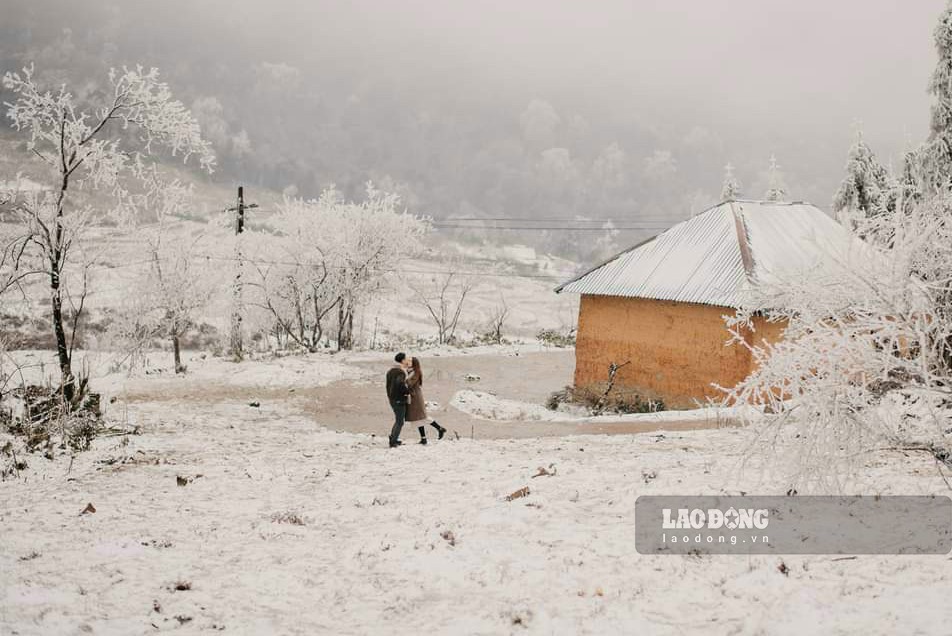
191, 253, 569, 280
85, 257, 165, 271
434, 216, 680, 223
0, 284, 123, 305
95, 217, 196, 233
432, 224, 665, 231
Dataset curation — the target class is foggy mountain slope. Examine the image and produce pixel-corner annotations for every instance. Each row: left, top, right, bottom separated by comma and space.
0, 1, 943, 263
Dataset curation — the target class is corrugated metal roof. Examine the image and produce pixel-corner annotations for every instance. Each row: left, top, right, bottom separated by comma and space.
555, 200, 868, 308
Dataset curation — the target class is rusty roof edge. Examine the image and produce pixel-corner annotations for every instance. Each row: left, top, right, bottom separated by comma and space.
575, 293, 739, 310
728, 200, 755, 281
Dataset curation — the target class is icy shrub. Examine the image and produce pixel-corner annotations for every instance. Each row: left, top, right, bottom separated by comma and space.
271, 511, 307, 526
469, 329, 512, 347
555, 383, 665, 415
372, 329, 440, 351
546, 387, 571, 410
208, 338, 226, 358
722, 188, 952, 490
64, 411, 101, 452
2, 383, 104, 464
0, 441, 28, 478
537, 329, 575, 347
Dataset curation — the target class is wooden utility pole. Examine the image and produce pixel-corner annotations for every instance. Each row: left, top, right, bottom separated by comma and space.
227, 186, 258, 361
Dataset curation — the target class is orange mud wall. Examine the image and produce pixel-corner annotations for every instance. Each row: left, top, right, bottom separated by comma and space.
573, 294, 786, 408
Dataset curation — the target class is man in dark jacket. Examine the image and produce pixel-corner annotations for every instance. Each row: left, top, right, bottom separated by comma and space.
386, 352, 412, 447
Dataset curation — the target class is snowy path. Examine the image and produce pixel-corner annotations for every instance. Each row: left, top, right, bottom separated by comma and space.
111, 348, 738, 441
3, 391, 952, 635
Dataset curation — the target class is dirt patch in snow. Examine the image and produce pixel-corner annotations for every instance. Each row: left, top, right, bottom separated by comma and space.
112, 349, 734, 441
277, 350, 736, 440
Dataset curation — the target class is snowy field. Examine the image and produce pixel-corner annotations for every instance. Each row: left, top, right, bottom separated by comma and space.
3, 350, 952, 635
9, 1, 952, 634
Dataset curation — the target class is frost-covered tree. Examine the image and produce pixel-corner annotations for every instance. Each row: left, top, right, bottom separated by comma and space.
0, 185, 41, 298
329, 185, 429, 349
251, 185, 429, 351
832, 128, 895, 221
722, 187, 952, 491
723, 3, 952, 491
720, 162, 742, 200
764, 155, 787, 202
145, 189, 221, 372
2, 65, 214, 403
898, 149, 924, 214
407, 260, 477, 346
106, 186, 222, 373
484, 296, 510, 345
253, 256, 341, 353
921, 2, 952, 194
249, 207, 343, 353
0, 188, 36, 392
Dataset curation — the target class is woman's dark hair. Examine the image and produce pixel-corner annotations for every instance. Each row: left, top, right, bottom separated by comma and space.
411, 357, 423, 385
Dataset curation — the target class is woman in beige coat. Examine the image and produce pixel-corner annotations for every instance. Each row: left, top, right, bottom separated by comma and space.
406, 357, 446, 444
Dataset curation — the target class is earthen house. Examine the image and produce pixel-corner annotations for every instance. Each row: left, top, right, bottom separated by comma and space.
556, 200, 862, 407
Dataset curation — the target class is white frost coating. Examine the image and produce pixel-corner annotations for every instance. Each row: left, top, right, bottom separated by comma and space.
450, 389, 757, 424
246, 185, 430, 351
1, 64, 215, 391
722, 189, 952, 492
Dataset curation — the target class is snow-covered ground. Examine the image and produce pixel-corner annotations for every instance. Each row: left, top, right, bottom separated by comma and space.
3, 351, 952, 635
450, 388, 753, 425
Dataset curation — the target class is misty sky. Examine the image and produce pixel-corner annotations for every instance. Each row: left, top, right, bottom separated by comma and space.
216, 0, 945, 146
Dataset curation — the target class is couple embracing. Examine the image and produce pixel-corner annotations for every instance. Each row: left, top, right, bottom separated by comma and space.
385, 352, 446, 448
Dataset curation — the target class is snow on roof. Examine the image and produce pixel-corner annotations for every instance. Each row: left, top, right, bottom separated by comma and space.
555, 200, 871, 308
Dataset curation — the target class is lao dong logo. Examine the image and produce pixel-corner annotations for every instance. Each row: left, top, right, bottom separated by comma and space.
662, 506, 769, 530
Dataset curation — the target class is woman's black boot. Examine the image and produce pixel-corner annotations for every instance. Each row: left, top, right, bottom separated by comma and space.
431, 421, 446, 440
418, 426, 428, 445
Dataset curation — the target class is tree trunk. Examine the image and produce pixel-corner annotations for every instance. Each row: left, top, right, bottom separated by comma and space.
337, 302, 355, 351
347, 311, 354, 349
172, 334, 185, 374
50, 268, 75, 404
312, 320, 324, 352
